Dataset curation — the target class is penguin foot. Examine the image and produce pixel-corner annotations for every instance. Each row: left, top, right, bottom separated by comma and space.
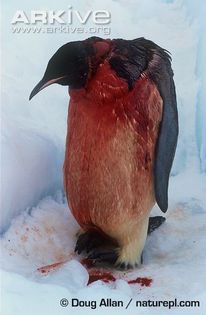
147, 216, 166, 235
115, 261, 137, 270
87, 248, 139, 270
75, 216, 165, 269
75, 231, 107, 254
88, 248, 118, 266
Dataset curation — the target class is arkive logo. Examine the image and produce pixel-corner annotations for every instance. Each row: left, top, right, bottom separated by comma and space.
11, 6, 111, 25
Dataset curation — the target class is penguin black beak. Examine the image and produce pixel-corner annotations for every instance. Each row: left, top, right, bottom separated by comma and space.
29, 76, 66, 100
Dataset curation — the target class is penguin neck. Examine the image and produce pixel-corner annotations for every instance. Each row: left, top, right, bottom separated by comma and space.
69, 61, 129, 105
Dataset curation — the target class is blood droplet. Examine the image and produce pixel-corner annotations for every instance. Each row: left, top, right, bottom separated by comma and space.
37, 261, 65, 275
128, 277, 152, 287
88, 271, 116, 284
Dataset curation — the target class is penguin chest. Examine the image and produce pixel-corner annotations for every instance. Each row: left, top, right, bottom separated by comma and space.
64, 80, 163, 234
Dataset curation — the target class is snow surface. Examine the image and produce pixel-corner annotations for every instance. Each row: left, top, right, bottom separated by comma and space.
1, 0, 206, 314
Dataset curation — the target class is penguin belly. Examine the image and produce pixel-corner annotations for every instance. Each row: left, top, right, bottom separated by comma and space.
64, 75, 163, 266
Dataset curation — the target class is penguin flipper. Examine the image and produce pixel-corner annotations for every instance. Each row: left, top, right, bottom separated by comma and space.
152, 56, 178, 213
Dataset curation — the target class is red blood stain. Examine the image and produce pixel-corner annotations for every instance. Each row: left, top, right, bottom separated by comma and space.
81, 258, 152, 287
88, 271, 116, 284
37, 258, 152, 288
37, 261, 65, 275
128, 277, 153, 287
81, 258, 96, 269
81, 258, 116, 284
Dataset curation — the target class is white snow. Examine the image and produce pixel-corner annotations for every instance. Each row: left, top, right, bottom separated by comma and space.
1, 0, 206, 314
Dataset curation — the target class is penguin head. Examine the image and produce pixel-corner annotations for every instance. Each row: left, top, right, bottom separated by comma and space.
29, 37, 111, 100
